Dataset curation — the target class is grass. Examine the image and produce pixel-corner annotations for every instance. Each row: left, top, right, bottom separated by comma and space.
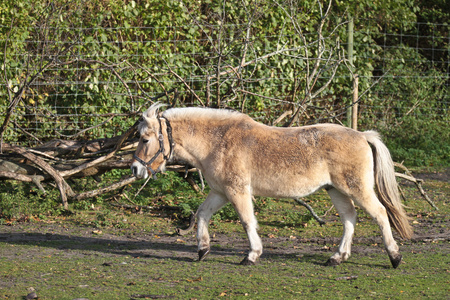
0, 241, 448, 299
0, 169, 449, 299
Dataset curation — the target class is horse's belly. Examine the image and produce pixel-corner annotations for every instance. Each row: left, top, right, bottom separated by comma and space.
251, 173, 330, 198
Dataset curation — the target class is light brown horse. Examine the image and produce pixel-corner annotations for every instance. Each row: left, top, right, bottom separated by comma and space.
131, 103, 412, 268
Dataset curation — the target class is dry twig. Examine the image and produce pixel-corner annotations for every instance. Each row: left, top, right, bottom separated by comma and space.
394, 162, 438, 210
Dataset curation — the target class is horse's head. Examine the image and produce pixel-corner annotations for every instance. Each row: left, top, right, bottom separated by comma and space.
131, 103, 173, 179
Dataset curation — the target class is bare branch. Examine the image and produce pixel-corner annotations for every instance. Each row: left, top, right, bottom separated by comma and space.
294, 198, 326, 225
9, 145, 73, 209
59, 119, 139, 178
71, 175, 138, 201
394, 162, 438, 210
165, 60, 205, 106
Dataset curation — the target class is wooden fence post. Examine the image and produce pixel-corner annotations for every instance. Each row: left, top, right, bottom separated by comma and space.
352, 75, 359, 130
347, 15, 355, 128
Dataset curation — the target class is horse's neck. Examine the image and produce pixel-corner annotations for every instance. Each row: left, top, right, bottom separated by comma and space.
170, 118, 214, 170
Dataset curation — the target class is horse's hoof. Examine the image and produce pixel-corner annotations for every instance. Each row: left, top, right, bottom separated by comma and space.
325, 257, 341, 267
389, 254, 402, 269
198, 248, 210, 262
240, 257, 256, 266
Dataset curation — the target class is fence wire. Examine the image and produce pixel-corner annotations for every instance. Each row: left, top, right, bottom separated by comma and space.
0, 20, 448, 146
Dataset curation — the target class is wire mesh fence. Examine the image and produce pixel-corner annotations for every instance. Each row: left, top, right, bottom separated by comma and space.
0, 18, 448, 146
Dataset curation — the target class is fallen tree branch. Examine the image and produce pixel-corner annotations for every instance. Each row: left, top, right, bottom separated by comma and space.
294, 198, 326, 225
0, 170, 47, 195
0, 170, 46, 193
394, 162, 438, 210
110, 203, 154, 211
176, 212, 197, 236
71, 175, 138, 201
10, 145, 74, 209
59, 118, 140, 178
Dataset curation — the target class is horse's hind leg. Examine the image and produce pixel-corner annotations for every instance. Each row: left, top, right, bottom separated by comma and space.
196, 191, 228, 261
353, 190, 402, 268
325, 188, 357, 266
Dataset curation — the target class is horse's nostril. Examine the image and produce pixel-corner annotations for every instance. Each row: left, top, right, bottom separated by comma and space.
131, 166, 137, 176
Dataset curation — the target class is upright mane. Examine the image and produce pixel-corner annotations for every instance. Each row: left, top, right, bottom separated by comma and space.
137, 102, 167, 135
162, 107, 245, 122
138, 105, 247, 135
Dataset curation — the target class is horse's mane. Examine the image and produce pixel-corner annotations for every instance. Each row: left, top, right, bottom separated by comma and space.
162, 107, 245, 122
139, 106, 251, 135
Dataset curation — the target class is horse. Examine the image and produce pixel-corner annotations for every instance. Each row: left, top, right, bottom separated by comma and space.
131, 103, 412, 268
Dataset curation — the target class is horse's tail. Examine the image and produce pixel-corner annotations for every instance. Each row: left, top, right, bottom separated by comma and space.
363, 131, 413, 239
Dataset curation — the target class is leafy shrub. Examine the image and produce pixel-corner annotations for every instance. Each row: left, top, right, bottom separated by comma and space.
0, 182, 62, 221
382, 118, 450, 168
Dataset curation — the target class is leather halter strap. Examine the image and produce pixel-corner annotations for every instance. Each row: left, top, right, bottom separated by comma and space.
133, 116, 174, 179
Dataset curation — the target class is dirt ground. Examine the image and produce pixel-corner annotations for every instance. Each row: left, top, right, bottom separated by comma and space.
0, 169, 449, 266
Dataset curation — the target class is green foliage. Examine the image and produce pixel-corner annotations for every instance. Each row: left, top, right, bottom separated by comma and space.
0, 182, 63, 221
0, 0, 448, 219
416, 0, 449, 25
358, 39, 448, 167
334, 0, 418, 29
0, 170, 235, 223
383, 117, 450, 168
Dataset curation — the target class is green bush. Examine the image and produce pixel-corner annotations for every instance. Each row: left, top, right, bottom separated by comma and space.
0, 182, 62, 221
1, 0, 448, 221
382, 118, 450, 168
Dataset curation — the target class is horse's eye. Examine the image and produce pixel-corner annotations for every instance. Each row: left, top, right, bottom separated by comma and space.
142, 138, 149, 144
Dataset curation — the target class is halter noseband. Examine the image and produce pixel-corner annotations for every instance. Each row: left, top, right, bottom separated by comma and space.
133, 116, 174, 179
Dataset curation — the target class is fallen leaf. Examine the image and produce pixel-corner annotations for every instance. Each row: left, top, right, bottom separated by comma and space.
186, 276, 202, 282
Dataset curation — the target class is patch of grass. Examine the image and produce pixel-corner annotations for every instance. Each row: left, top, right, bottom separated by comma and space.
0, 240, 448, 299
0, 169, 448, 299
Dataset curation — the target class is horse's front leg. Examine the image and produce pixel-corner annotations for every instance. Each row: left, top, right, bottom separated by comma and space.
228, 190, 262, 265
326, 188, 357, 266
196, 191, 228, 261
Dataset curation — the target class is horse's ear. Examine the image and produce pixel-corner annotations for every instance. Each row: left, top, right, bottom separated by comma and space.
143, 102, 167, 121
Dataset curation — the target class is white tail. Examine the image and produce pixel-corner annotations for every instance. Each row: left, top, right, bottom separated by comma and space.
364, 131, 412, 239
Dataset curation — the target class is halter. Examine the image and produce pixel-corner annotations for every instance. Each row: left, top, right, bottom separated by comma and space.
133, 116, 174, 179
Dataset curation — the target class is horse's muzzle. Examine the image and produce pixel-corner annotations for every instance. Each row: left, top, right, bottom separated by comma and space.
130, 162, 149, 179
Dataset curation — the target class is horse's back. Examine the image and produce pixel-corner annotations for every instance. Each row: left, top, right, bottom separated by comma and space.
235, 122, 371, 168
227, 122, 374, 198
